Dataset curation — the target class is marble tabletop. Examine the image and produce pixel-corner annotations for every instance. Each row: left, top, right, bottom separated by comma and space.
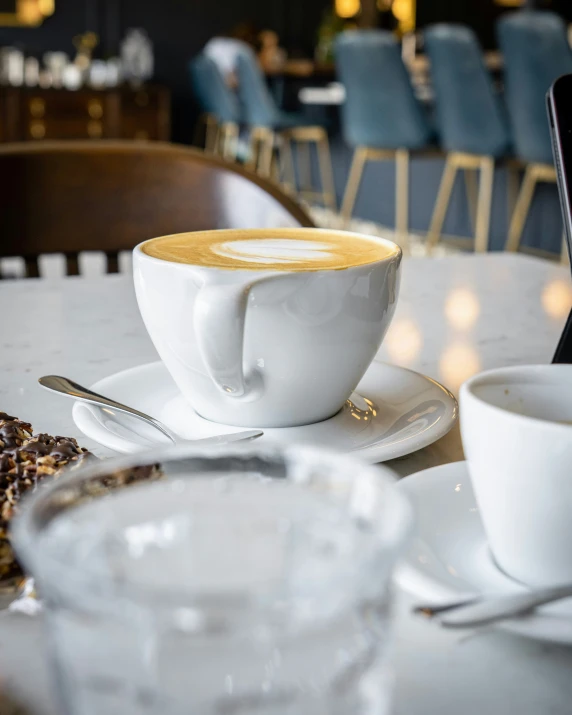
1, 253, 571, 714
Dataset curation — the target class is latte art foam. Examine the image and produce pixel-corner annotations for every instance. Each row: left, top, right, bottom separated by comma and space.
213, 239, 338, 265
141, 229, 397, 271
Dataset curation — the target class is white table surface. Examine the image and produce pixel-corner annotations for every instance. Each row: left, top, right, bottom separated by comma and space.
1, 253, 572, 714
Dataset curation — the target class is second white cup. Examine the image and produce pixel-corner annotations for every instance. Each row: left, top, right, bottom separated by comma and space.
460, 365, 572, 587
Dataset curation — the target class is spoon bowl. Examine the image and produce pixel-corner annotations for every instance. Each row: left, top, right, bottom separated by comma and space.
39, 375, 263, 447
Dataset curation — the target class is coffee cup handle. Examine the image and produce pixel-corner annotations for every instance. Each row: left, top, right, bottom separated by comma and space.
193, 280, 259, 399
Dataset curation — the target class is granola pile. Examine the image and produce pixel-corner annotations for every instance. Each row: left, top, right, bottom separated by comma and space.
0, 412, 92, 585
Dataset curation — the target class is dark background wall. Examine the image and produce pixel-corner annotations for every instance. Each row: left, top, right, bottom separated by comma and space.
416, 0, 572, 49
1, 0, 571, 142
416, 0, 507, 49
0, 0, 332, 141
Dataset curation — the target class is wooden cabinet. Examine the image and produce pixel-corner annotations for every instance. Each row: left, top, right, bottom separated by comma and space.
0, 85, 170, 143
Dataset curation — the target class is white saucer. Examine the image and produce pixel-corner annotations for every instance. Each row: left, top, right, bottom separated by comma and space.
396, 461, 572, 644
72, 360, 457, 463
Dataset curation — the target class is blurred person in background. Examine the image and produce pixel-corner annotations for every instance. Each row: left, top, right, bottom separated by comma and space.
203, 22, 259, 87
204, 22, 286, 85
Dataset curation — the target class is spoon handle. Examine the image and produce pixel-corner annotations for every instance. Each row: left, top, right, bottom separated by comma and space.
39, 375, 178, 443
420, 584, 572, 629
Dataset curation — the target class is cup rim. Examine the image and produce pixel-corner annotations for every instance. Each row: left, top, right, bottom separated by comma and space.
133, 227, 402, 273
460, 363, 572, 432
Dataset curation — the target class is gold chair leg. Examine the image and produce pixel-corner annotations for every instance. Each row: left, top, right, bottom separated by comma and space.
426, 155, 458, 249
341, 147, 368, 225
278, 136, 297, 194
316, 130, 337, 211
507, 164, 520, 226
216, 124, 226, 157
205, 115, 219, 154
464, 168, 478, 234
297, 140, 312, 191
474, 157, 495, 253
257, 130, 274, 177
395, 149, 410, 247
245, 133, 258, 172
506, 165, 538, 252
221, 122, 239, 161
247, 127, 274, 176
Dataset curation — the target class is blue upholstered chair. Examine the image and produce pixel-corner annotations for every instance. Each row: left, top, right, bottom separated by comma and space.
236, 48, 336, 209
335, 30, 434, 239
424, 24, 511, 252
189, 54, 241, 159
498, 11, 572, 256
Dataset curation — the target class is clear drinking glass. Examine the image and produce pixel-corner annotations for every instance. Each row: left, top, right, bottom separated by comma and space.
13, 444, 411, 715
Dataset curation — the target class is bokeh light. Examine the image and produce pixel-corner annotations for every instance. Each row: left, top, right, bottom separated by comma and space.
384, 318, 423, 366
541, 279, 572, 320
439, 342, 481, 394
335, 0, 361, 18
444, 288, 480, 331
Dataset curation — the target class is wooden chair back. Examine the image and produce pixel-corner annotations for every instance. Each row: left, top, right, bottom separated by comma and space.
0, 141, 314, 277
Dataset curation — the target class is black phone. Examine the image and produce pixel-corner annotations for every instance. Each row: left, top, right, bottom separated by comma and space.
547, 74, 572, 261
547, 74, 572, 363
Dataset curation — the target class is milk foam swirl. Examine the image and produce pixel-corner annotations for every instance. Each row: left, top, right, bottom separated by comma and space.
212, 239, 336, 265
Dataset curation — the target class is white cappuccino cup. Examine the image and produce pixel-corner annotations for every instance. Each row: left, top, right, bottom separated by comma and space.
134, 228, 401, 428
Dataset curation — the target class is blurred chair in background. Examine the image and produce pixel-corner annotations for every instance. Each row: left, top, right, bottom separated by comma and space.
424, 24, 511, 252
0, 141, 314, 278
335, 31, 434, 245
236, 48, 336, 210
498, 11, 572, 257
189, 54, 241, 159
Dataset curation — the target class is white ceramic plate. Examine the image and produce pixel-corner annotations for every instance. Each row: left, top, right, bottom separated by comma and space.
396, 461, 572, 644
72, 360, 457, 463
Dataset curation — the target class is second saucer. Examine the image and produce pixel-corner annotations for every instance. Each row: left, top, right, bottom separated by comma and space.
395, 461, 572, 644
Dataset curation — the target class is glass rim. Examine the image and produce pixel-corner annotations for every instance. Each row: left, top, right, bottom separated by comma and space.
12, 442, 413, 608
